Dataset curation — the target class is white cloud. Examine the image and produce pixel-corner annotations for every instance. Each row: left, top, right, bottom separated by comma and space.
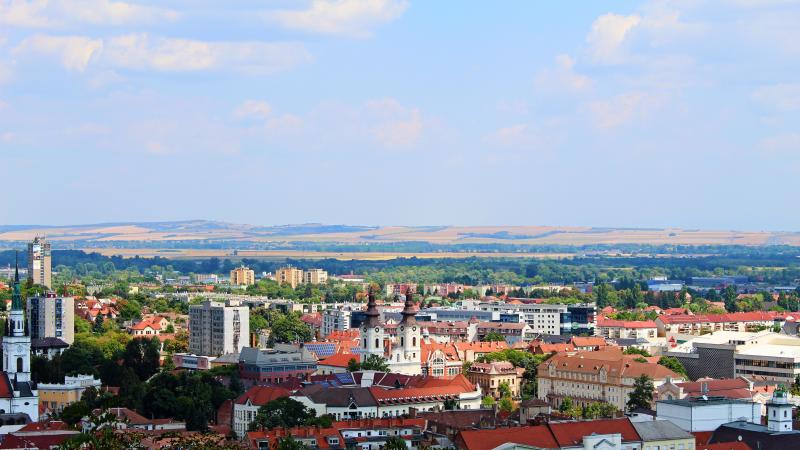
15, 33, 312, 73
752, 83, 800, 111
587, 92, 663, 129
267, 113, 304, 133
535, 54, 594, 94
0, 0, 177, 28
235, 100, 273, 120
586, 13, 641, 64
14, 34, 103, 71
268, 0, 408, 38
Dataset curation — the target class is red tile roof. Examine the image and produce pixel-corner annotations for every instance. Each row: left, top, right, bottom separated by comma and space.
658, 311, 785, 325
570, 336, 608, 347
235, 386, 290, 406
319, 353, 359, 368
549, 418, 640, 447
457, 425, 559, 450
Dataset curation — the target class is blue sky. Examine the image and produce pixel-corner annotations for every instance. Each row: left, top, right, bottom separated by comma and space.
1, 0, 799, 230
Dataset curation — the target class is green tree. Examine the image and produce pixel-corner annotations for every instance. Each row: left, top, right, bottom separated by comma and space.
481, 395, 496, 408
443, 398, 458, 410
92, 315, 105, 334
498, 382, 511, 399
482, 331, 506, 342
623, 347, 651, 357
346, 357, 361, 372
274, 437, 310, 450
360, 354, 389, 372
498, 396, 514, 413
123, 337, 161, 381
658, 356, 688, 379
559, 397, 573, 413
383, 437, 408, 450
248, 397, 319, 431
627, 374, 655, 411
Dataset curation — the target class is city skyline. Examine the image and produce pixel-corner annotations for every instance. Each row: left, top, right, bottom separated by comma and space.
2, 1, 799, 230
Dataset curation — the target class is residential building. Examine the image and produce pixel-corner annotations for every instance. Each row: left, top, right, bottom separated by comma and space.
596, 319, 657, 340
247, 418, 426, 450
26, 294, 74, 345
656, 397, 761, 432
479, 301, 566, 335
0, 259, 39, 421
631, 421, 694, 450
420, 340, 463, 377
519, 398, 551, 423
316, 353, 357, 375
475, 322, 534, 345
537, 348, 685, 411
38, 375, 101, 414
466, 361, 523, 399
232, 386, 290, 438
128, 315, 169, 336
656, 311, 786, 337
188, 300, 249, 356
275, 267, 304, 288
304, 269, 328, 284
27, 237, 51, 289
238, 345, 317, 382
230, 266, 255, 286
322, 308, 353, 337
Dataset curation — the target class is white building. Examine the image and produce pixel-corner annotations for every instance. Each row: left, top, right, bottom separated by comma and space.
388, 293, 422, 375
478, 301, 567, 335
322, 308, 352, 337
656, 397, 761, 432
188, 300, 249, 356
0, 261, 39, 421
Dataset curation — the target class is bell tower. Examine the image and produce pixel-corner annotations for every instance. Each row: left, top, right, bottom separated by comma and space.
360, 290, 384, 362
767, 386, 793, 432
3, 253, 31, 384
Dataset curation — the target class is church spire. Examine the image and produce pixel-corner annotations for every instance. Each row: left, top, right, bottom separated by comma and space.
364, 288, 381, 327
11, 251, 23, 311
400, 291, 417, 325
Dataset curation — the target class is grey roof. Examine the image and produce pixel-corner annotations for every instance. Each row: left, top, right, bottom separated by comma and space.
297, 385, 378, 408
239, 346, 316, 365
719, 420, 800, 435
633, 420, 693, 441
658, 397, 756, 407
31, 337, 69, 349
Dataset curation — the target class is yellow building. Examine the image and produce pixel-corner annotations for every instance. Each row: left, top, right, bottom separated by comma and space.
38, 374, 102, 413
275, 267, 304, 288
466, 361, 524, 399
230, 266, 255, 286
304, 269, 328, 284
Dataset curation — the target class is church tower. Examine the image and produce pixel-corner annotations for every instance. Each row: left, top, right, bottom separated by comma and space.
360, 290, 384, 362
0, 252, 38, 421
767, 386, 793, 432
4, 253, 31, 383
390, 291, 422, 375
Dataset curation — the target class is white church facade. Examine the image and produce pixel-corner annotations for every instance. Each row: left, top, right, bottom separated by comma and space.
0, 258, 39, 421
359, 291, 421, 375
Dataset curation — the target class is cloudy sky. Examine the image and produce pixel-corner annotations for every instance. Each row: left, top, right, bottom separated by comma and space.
1, 0, 799, 230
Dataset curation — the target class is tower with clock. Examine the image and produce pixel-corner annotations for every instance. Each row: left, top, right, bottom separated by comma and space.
0, 253, 39, 420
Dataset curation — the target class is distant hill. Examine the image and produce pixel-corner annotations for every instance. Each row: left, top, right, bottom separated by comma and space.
0, 221, 798, 249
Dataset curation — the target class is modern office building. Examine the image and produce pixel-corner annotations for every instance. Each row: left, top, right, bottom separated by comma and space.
229, 266, 255, 286
27, 236, 51, 289
188, 300, 249, 356
27, 294, 75, 345
275, 267, 304, 288
238, 344, 317, 383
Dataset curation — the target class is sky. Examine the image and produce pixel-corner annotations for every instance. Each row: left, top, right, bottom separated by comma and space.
1, 0, 799, 231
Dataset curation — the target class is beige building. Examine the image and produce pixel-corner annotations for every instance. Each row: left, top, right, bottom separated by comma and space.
632, 421, 695, 450
230, 266, 255, 286
304, 268, 328, 284
27, 236, 51, 289
38, 374, 101, 414
537, 348, 685, 411
466, 361, 524, 399
275, 267, 304, 288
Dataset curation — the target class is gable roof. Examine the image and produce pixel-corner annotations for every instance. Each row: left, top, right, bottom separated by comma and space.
549, 418, 641, 447
319, 353, 358, 368
235, 386, 290, 406
457, 425, 559, 450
